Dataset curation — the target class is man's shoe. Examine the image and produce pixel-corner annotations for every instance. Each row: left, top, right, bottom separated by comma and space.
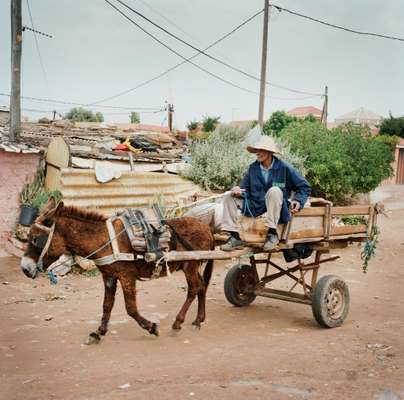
263, 233, 279, 251
221, 236, 244, 251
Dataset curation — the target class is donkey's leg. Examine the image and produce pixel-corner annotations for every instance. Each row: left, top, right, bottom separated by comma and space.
193, 260, 214, 328
98, 276, 117, 335
172, 262, 201, 330
192, 277, 207, 329
120, 277, 159, 336
87, 275, 118, 345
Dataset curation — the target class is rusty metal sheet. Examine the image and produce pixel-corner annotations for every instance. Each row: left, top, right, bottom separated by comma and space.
60, 168, 200, 215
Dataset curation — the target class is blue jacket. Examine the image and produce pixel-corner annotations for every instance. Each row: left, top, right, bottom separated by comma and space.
240, 157, 311, 224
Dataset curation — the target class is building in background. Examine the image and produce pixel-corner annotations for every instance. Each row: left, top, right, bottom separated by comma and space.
286, 106, 322, 120
334, 107, 382, 127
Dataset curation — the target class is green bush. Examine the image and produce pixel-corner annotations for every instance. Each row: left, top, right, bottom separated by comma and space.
183, 124, 306, 191
64, 107, 104, 123
187, 120, 198, 131
201, 115, 220, 132
280, 121, 394, 203
373, 134, 399, 151
130, 112, 140, 123
379, 114, 404, 138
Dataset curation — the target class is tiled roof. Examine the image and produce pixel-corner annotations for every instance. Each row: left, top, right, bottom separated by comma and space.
287, 106, 322, 118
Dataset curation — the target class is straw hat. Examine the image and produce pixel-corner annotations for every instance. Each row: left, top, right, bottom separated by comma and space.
246, 135, 280, 154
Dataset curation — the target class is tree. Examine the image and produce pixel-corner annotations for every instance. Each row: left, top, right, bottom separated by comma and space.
379, 114, 404, 138
64, 107, 104, 123
94, 112, 104, 123
187, 120, 198, 131
202, 115, 220, 132
280, 121, 393, 203
130, 112, 140, 124
263, 111, 296, 136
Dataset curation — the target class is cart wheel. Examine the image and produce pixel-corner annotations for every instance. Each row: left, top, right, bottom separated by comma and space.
224, 264, 257, 307
312, 275, 350, 328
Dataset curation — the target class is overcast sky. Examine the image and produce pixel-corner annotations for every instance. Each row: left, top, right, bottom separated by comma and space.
1, 0, 403, 129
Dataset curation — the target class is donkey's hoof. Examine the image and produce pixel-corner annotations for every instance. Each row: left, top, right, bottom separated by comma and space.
192, 321, 202, 330
172, 321, 182, 331
149, 323, 159, 336
85, 332, 101, 345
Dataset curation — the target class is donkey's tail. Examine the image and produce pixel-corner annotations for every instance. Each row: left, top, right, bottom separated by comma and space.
203, 259, 214, 286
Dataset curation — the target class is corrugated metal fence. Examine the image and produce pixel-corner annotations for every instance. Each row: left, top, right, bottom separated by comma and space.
60, 169, 200, 215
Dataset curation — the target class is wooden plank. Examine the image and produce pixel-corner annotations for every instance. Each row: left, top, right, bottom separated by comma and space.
295, 207, 326, 217
331, 205, 372, 216
331, 225, 367, 235
45, 137, 70, 190
146, 247, 255, 262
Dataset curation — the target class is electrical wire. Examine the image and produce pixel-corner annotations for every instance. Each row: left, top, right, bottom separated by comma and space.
22, 25, 53, 38
270, 3, 404, 43
91, 5, 265, 104
113, 0, 323, 96
100, 0, 260, 99
25, 0, 49, 90
0, 92, 161, 111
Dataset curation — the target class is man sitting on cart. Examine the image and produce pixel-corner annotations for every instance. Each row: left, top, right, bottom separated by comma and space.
221, 135, 311, 252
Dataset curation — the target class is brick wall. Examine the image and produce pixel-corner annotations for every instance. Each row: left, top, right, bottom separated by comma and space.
0, 152, 41, 249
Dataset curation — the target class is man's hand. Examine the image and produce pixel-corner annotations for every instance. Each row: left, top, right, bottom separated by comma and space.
231, 186, 244, 198
290, 200, 301, 214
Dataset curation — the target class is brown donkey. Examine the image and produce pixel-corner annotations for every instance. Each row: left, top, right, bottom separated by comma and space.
21, 199, 215, 342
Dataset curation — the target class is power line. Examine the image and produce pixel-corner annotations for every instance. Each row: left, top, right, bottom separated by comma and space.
101, 0, 260, 98
270, 3, 404, 43
22, 25, 53, 38
114, 0, 322, 96
97, 1, 321, 105
25, 0, 49, 89
92, 5, 264, 104
0, 92, 161, 111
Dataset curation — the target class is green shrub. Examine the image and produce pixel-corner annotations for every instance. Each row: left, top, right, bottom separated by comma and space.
130, 112, 140, 123
280, 121, 394, 203
379, 114, 404, 138
187, 120, 198, 131
183, 124, 306, 191
64, 107, 104, 123
373, 134, 399, 151
201, 115, 220, 132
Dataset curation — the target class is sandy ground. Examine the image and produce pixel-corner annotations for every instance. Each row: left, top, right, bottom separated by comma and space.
1, 186, 403, 400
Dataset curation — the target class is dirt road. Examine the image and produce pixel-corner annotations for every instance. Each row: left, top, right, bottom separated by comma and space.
1, 191, 403, 399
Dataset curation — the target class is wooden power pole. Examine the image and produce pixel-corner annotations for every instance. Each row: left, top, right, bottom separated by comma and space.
321, 86, 328, 128
258, 0, 270, 128
10, 0, 22, 142
168, 103, 174, 132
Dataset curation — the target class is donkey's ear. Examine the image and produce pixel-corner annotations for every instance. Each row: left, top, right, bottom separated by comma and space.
55, 201, 64, 213
43, 197, 57, 213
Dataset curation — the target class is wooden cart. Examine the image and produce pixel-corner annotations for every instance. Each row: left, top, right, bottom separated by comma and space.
146, 203, 380, 328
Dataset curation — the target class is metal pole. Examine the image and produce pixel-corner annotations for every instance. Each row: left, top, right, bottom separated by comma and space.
10, 0, 22, 141
258, 0, 270, 128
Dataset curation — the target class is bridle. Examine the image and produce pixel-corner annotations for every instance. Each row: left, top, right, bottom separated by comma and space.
32, 222, 56, 271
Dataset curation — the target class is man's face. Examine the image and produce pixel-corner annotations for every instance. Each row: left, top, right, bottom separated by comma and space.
255, 150, 272, 163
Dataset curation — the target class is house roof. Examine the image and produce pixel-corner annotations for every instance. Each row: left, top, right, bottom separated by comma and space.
335, 107, 382, 124
287, 106, 322, 118
114, 123, 170, 134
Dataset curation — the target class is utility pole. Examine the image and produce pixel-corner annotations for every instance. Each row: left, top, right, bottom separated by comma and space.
321, 86, 328, 128
10, 0, 22, 142
168, 103, 174, 132
258, 0, 270, 128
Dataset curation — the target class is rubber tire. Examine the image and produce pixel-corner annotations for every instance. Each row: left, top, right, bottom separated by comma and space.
312, 275, 350, 328
224, 264, 257, 307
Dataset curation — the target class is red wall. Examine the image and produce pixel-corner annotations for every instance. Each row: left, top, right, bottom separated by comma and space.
0, 151, 40, 249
